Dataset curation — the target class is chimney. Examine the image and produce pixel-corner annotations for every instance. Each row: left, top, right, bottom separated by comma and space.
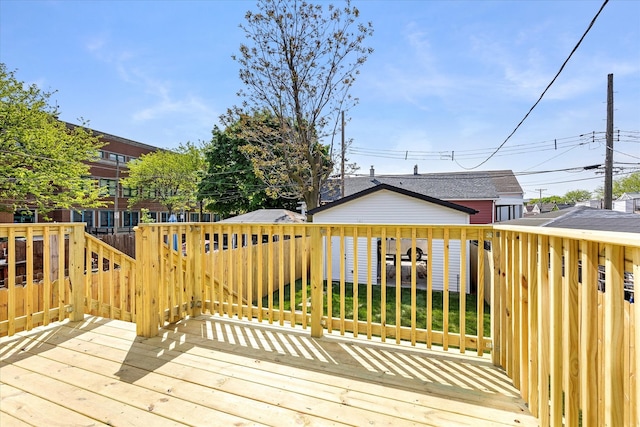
413, 164, 418, 175
370, 165, 375, 177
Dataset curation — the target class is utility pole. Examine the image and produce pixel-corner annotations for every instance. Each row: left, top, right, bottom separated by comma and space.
114, 157, 120, 232
604, 73, 614, 210
341, 111, 345, 198
535, 188, 546, 204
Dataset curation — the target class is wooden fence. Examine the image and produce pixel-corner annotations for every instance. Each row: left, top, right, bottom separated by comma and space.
96, 233, 136, 259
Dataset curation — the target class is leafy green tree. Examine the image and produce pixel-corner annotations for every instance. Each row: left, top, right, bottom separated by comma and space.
198, 123, 296, 218
562, 189, 592, 204
121, 142, 204, 217
226, 0, 373, 210
529, 196, 562, 205
0, 64, 106, 218
613, 171, 640, 197
139, 208, 155, 223
595, 171, 640, 199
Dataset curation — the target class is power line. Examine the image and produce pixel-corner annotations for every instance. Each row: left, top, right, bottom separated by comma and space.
347, 130, 637, 162
457, 0, 610, 169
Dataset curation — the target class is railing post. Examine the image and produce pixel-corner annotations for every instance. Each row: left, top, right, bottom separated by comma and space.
603, 243, 624, 427
310, 225, 324, 338
188, 224, 202, 318
135, 225, 160, 337
68, 224, 86, 321
491, 230, 502, 366
634, 248, 640, 427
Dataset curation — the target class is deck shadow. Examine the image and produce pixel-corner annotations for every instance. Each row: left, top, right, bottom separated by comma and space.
122, 314, 527, 414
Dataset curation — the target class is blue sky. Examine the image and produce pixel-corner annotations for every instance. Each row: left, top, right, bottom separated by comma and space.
1, 0, 639, 199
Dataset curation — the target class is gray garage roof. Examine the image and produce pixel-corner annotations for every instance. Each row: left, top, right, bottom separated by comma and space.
501, 206, 640, 233
219, 209, 305, 223
323, 169, 522, 202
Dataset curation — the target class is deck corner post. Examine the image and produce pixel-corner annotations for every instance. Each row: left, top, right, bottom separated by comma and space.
68, 224, 86, 322
135, 224, 160, 337
310, 225, 324, 338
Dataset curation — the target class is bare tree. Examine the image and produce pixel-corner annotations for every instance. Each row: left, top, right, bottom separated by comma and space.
226, 0, 373, 210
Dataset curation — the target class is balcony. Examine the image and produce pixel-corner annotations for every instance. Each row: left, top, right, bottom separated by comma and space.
0, 222, 637, 426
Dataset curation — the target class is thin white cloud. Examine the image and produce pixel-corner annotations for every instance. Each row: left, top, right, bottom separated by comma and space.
83, 35, 217, 133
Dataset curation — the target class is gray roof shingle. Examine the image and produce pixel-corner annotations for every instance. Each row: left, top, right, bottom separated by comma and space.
502, 206, 640, 233
324, 170, 522, 202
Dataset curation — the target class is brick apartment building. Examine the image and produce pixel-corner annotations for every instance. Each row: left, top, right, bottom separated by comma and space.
1, 122, 213, 232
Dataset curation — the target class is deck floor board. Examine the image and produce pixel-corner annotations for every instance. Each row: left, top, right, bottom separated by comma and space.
0, 315, 538, 427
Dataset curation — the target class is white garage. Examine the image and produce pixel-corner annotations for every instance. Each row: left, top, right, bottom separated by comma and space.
309, 184, 477, 292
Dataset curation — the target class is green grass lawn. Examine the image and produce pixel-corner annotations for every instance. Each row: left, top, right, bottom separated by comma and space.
264, 280, 491, 337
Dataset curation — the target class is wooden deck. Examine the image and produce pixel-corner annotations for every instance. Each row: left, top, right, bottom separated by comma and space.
0, 315, 537, 427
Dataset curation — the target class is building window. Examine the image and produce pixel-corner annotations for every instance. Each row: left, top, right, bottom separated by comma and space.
140, 188, 157, 199
495, 205, 523, 222
122, 186, 138, 197
110, 153, 126, 163
14, 209, 36, 223
161, 212, 169, 222
201, 213, 211, 222
190, 213, 200, 222
99, 151, 126, 163
123, 211, 139, 227
73, 210, 94, 227
99, 179, 118, 197
99, 210, 114, 227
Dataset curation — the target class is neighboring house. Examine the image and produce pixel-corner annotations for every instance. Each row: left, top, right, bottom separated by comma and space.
503, 206, 638, 301
504, 205, 640, 232
523, 202, 573, 216
323, 166, 523, 224
537, 203, 559, 214
614, 192, 640, 214
524, 204, 541, 216
575, 199, 602, 209
309, 184, 478, 293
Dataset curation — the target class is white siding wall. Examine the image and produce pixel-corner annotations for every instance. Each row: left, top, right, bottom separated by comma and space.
314, 190, 471, 292
613, 199, 634, 213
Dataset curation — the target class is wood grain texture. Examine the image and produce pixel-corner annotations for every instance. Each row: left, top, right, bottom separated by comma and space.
1, 315, 538, 427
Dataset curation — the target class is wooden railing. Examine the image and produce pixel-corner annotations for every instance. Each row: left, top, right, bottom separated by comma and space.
135, 223, 312, 336
0, 224, 84, 335
0, 223, 136, 336
135, 223, 493, 355
84, 233, 136, 321
2, 222, 638, 426
493, 224, 639, 427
